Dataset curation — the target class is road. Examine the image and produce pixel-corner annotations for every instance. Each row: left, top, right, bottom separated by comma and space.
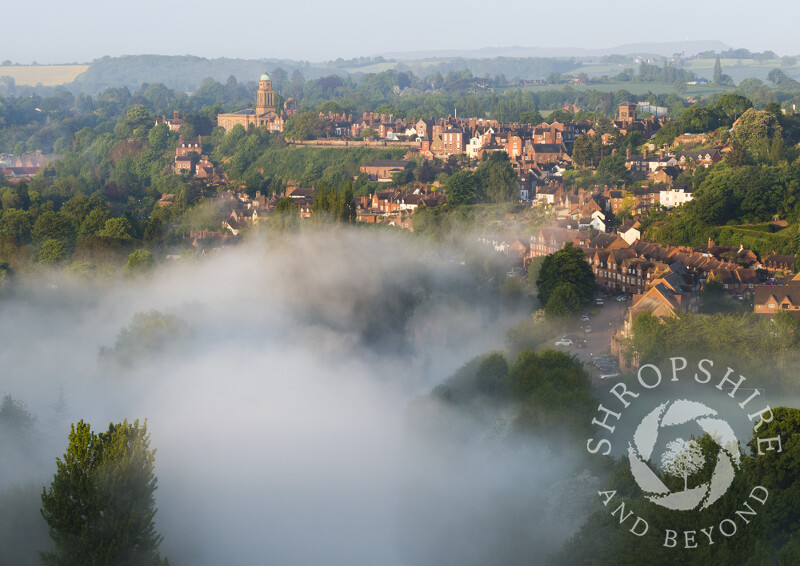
557, 295, 629, 366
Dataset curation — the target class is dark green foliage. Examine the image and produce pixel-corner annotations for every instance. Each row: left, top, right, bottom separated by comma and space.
625, 311, 800, 390
544, 282, 583, 318
312, 182, 355, 222
509, 349, 594, 436
555, 408, 800, 565
444, 170, 481, 205
476, 152, 518, 203
40, 420, 168, 566
38, 239, 68, 265
536, 243, 596, 308
283, 111, 325, 140
32, 211, 77, 246
123, 249, 155, 277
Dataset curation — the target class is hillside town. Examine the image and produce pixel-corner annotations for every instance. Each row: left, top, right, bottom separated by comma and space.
2, 69, 799, 379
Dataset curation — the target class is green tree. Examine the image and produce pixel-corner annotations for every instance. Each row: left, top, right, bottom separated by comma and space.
444, 170, 480, 205
78, 208, 111, 240
535, 243, 595, 307
32, 211, 77, 246
712, 55, 723, 85
544, 282, 582, 318
596, 154, 632, 186
40, 420, 168, 566
124, 249, 155, 276
730, 107, 783, 161
476, 152, 517, 202
283, 111, 325, 140
148, 123, 170, 152
99, 217, 136, 240
38, 239, 68, 265
571, 134, 595, 167
270, 198, 299, 231
0, 208, 33, 243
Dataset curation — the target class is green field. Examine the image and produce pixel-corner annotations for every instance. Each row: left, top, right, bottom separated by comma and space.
516, 81, 729, 97
0, 64, 89, 86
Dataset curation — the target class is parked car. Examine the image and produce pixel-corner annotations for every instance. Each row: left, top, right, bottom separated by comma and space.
596, 298, 604, 306
599, 372, 621, 380
616, 295, 628, 302
554, 338, 573, 347
575, 338, 587, 348
580, 314, 590, 321
584, 325, 592, 333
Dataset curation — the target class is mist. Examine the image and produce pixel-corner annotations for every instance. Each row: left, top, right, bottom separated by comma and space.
0, 227, 596, 565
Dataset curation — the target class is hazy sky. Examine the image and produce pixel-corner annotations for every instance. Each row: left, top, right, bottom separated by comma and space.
4, 0, 799, 64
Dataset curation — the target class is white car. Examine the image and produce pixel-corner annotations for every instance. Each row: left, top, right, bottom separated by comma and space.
580, 314, 590, 321
554, 338, 573, 347
584, 326, 592, 333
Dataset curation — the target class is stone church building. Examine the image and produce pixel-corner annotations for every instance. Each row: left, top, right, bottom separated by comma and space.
217, 73, 296, 133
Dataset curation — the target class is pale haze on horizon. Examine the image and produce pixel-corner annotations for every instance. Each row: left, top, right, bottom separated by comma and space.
4, 0, 799, 64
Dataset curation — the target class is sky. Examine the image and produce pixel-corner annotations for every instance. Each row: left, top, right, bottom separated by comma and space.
3, 0, 799, 64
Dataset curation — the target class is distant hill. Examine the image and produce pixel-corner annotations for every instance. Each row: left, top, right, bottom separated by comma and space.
383, 41, 731, 61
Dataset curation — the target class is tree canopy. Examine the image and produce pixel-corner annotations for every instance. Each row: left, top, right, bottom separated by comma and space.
40, 419, 168, 566
536, 243, 595, 312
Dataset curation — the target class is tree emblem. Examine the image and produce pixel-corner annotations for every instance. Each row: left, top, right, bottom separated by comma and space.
627, 399, 740, 511
661, 438, 704, 492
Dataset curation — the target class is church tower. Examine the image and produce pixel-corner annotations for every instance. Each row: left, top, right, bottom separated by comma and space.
256, 72, 275, 115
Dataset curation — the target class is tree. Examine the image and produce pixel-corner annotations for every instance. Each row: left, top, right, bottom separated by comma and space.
78, 208, 111, 239
124, 249, 155, 276
712, 56, 723, 85
477, 152, 517, 202
444, 170, 480, 205
32, 211, 77, 246
571, 134, 595, 167
596, 154, 632, 186
730, 107, 783, 161
714, 93, 752, 125
99, 217, 136, 240
544, 282, 582, 318
38, 239, 68, 265
40, 420, 168, 566
358, 127, 378, 140
0, 208, 33, 243
661, 438, 704, 491
283, 111, 325, 140
535, 243, 595, 307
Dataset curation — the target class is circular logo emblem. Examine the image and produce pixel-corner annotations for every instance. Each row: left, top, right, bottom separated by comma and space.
628, 399, 741, 511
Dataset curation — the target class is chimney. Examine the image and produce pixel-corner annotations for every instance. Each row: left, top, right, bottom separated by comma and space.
659, 149, 665, 159
173, 110, 179, 120
626, 148, 631, 159
643, 148, 648, 158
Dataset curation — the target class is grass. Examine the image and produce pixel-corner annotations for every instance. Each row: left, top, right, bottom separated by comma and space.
514, 81, 729, 97
0, 65, 89, 86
